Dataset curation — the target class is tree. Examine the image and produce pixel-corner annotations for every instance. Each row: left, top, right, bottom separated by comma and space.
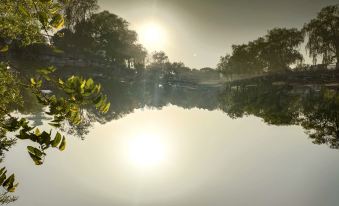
151, 51, 169, 64
217, 42, 265, 77
0, 0, 65, 50
53, 11, 146, 67
61, 0, 99, 29
217, 28, 303, 76
303, 5, 339, 67
122, 43, 147, 69
261, 28, 304, 72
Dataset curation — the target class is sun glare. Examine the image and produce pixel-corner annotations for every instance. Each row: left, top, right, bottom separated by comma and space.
126, 133, 168, 169
138, 23, 167, 51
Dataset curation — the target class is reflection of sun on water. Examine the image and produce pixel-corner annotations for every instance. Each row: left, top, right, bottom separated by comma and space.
126, 133, 168, 169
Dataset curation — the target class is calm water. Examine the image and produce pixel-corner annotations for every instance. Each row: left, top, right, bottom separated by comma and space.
4, 82, 339, 206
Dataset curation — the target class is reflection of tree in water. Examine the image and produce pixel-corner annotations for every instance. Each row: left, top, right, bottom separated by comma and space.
81, 77, 221, 125
300, 89, 339, 148
24, 74, 339, 150
219, 80, 339, 149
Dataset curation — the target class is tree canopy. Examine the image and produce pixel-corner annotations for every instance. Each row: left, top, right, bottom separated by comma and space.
218, 28, 304, 76
53, 11, 147, 68
303, 4, 339, 66
61, 0, 99, 29
0, 0, 65, 50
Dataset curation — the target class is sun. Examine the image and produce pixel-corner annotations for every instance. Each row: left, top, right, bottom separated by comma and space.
138, 22, 167, 51
126, 133, 168, 169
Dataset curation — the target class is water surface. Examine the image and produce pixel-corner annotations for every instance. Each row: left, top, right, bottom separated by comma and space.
5, 102, 339, 206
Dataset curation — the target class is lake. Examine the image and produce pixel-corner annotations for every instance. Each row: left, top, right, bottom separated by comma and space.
4, 81, 339, 206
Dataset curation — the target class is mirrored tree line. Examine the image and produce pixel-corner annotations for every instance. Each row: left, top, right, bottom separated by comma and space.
219, 79, 339, 149
22, 73, 339, 151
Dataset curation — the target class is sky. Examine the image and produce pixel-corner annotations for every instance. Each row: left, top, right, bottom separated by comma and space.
98, 0, 337, 68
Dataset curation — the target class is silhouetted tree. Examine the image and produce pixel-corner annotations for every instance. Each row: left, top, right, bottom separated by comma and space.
303, 5, 339, 67
217, 42, 266, 76
261, 28, 304, 72
151, 51, 169, 64
53, 11, 146, 67
218, 28, 303, 76
61, 0, 99, 29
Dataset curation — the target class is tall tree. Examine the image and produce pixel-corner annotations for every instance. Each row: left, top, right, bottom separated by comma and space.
53, 11, 146, 67
217, 41, 266, 77
151, 51, 169, 64
303, 5, 339, 67
217, 28, 303, 76
61, 0, 99, 29
261, 28, 304, 72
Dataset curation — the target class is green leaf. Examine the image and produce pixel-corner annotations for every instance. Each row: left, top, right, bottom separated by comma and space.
0, 167, 5, 175
58, 78, 64, 85
38, 11, 48, 26
85, 78, 94, 88
49, 3, 60, 14
18, 4, 29, 16
102, 103, 110, 113
80, 80, 86, 89
63, 87, 75, 94
2, 174, 14, 188
0, 45, 9, 52
52, 132, 62, 147
27, 146, 43, 157
35, 128, 41, 136
40, 131, 51, 146
0, 173, 7, 186
16, 130, 31, 140
50, 13, 64, 29
28, 153, 43, 165
93, 95, 102, 105
8, 183, 19, 192
59, 136, 66, 151
48, 122, 61, 127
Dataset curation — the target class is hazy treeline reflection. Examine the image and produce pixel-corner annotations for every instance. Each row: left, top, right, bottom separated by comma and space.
219, 79, 339, 149
20, 73, 339, 149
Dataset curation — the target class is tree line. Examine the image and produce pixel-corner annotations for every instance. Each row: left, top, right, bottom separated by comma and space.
217, 4, 339, 77
0, 0, 148, 70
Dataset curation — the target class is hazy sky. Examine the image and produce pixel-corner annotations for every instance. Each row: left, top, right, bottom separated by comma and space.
98, 0, 337, 68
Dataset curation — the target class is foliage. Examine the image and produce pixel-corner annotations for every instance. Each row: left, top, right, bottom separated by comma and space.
303, 4, 339, 66
0, 0, 110, 200
0, 0, 66, 50
0, 64, 110, 196
261, 28, 304, 71
61, 0, 99, 29
151, 51, 169, 65
219, 80, 339, 149
52, 11, 147, 67
0, 193, 17, 205
218, 28, 304, 76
